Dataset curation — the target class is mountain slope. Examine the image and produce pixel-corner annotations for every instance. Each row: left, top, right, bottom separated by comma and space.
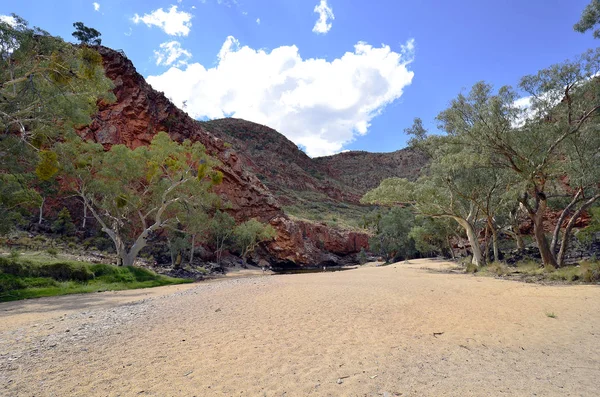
76, 46, 373, 266
202, 118, 428, 229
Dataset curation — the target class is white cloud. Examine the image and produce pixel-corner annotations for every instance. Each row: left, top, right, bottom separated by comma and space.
93, 2, 100, 12
154, 41, 192, 66
147, 37, 415, 157
256, 18, 260, 25
132, 6, 192, 36
313, 0, 334, 34
0, 15, 17, 27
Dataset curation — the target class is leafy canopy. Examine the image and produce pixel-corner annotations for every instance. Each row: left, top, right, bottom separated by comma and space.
72, 22, 102, 46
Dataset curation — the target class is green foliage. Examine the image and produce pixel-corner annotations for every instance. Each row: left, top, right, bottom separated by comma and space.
0, 16, 113, 237
404, 117, 428, 149
409, 217, 455, 257
209, 211, 236, 265
0, 256, 188, 301
51, 208, 76, 236
369, 207, 416, 262
46, 248, 58, 257
233, 218, 276, 261
576, 207, 600, 246
0, 171, 41, 235
57, 132, 221, 266
72, 22, 102, 45
357, 248, 368, 265
0, 16, 114, 143
35, 150, 60, 180
574, 0, 600, 38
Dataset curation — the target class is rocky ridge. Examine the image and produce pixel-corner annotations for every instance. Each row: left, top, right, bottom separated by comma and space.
77, 47, 384, 266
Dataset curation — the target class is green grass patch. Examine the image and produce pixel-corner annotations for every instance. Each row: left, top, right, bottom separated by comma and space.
0, 256, 190, 302
474, 259, 600, 284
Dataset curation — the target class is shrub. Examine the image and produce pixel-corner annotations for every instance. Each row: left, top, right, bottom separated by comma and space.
357, 248, 368, 265
487, 262, 510, 276
38, 262, 94, 282
465, 262, 478, 273
92, 237, 113, 252
580, 260, 600, 283
0, 274, 27, 292
47, 248, 58, 257
9, 250, 20, 259
51, 208, 76, 236
0, 257, 37, 277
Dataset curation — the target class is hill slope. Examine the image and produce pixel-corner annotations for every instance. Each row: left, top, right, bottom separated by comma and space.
201, 118, 428, 229
77, 46, 373, 267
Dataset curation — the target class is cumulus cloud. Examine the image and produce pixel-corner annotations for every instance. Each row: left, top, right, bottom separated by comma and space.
256, 18, 261, 25
154, 41, 192, 66
132, 6, 192, 36
93, 2, 100, 12
147, 37, 415, 157
313, 0, 334, 34
0, 15, 17, 26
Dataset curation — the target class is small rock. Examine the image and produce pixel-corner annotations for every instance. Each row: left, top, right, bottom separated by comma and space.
336, 379, 343, 384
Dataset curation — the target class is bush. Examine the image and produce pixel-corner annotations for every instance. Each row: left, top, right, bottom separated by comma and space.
465, 262, 478, 273
0, 257, 37, 277
487, 262, 510, 276
47, 247, 58, 257
580, 260, 600, 283
357, 248, 368, 265
51, 208, 76, 236
38, 262, 94, 282
0, 274, 27, 292
91, 236, 114, 252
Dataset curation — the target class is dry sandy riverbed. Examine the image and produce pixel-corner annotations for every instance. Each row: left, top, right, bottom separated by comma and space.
1, 258, 599, 396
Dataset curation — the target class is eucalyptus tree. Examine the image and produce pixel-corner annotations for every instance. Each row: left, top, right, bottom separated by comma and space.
58, 132, 222, 266
72, 22, 102, 45
368, 207, 416, 262
551, 117, 600, 266
0, 16, 113, 234
437, 50, 600, 267
0, 15, 113, 144
409, 216, 457, 259
574, 0, 600, 38
233, 219, 276, 265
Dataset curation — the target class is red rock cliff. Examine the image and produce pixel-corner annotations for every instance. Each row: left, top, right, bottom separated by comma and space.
77, 46, 368, 266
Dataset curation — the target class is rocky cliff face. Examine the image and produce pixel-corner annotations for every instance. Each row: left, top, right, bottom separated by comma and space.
77, 46, 376, 267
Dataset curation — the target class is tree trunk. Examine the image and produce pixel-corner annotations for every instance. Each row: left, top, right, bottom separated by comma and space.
532, 211, 557, 269
447, 236, 455, 260
82, 201, 87, 229
456, 218, 484, 267
515, 230, 524, 251
557, 194, 600, 267
483, 225, 490, 263
488, 220, 499, 263
38, 197, 45, 225
167, 237, 175, 267
551, 189, 582, 254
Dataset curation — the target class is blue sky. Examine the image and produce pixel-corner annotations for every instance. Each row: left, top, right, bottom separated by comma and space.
1, 1, 597, 156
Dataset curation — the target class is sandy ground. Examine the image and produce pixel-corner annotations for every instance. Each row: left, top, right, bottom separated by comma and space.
1, 259, 599, 397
